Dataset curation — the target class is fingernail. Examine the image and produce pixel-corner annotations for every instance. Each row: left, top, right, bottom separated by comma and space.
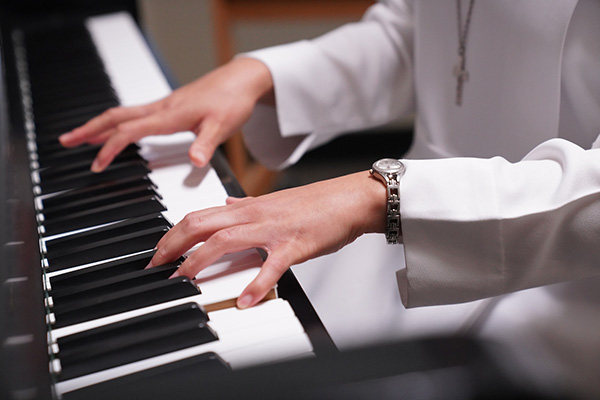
237, 295, 253, 309
169, 270, 180, 279
144, 261, 154, 270
90, 159, 102, 173
191, 150, 206, 167
58, 132, 70, 143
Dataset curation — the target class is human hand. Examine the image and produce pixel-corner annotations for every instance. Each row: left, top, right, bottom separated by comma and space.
146, 171, 387, 309
59, 57, 274, 172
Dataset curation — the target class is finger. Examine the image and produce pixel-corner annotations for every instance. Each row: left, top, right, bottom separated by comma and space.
237, 251, 291, 309
148, 205, 239, 268
85, 129, 115, 145
172, 224, 259, 280
147, 212, 215, 270
90, 133, 132, 172
169, 245, 224, 280
59, 104, 156, 147
189, 118, 224, 167
90, 111, 178, 172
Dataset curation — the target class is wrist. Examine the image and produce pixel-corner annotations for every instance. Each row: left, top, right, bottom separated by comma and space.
346, 170, 391, 236
229, 57, 275, 105
364, 170, 391, 235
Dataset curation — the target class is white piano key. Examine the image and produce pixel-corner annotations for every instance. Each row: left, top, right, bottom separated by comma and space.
85, 12, 171, 107
146, 160, 228, 225
193, 249, 265, 293
224, 332, 314, 370
207, 298, 297, 331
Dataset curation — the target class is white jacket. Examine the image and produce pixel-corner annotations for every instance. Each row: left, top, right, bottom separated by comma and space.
242, 0, 600, 396
243, 0, 600, 304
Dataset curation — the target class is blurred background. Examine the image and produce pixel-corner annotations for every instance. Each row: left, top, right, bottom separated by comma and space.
139, 0, 352, 86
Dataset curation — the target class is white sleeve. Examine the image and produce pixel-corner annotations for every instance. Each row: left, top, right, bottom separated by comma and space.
398, 137, 600, 308
240, 0, 415, 170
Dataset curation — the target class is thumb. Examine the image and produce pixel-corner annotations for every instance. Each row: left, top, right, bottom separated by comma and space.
189, 118, 226, 167
236, 254, 290, 309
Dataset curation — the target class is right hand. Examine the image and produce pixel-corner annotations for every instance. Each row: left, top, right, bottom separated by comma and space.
59, 57, 274, 172
145, 171, 389, 309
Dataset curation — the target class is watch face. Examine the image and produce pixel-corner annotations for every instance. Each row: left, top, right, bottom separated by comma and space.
373, 158, 404, 174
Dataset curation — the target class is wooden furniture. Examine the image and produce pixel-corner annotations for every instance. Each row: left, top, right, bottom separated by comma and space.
210, 0, 375, 195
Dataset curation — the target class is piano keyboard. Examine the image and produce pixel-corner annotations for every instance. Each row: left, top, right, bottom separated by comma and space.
12, 11, 314, 398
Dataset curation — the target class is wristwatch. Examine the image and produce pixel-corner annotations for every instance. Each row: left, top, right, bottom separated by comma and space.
370, 158, 405, 244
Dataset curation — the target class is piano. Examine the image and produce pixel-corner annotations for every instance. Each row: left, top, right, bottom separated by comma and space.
0, 2, 564, 400
0, 1, 339, 399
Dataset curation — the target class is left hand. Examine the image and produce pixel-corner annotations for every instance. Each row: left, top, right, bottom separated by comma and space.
147, 171, 387, 308
58, 57, 274, 172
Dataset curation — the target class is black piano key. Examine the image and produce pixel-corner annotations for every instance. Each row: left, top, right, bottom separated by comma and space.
41, 181, 157, 218
32, 65, 111, 90
35, 140, 98, 159
46, 225, 167, 272
31, 64, 111, 86
37, 161, 150, 196
34, 98, 117, 127
35, 143, 139, 170
39, 162, 145, 200
27, 32, 101, 61
32, 77, 115, 98
30, 42, 104, 60
49, 252, 156, 291
44, 213, 170, 256
58, 302, 210, 353
51, 262, 180, 305
37, 147, 101, 171
34, 112, 109, 139
33, 86, 115, 115
34, 115, 110, 141
53, 277, 201, 328
32, 80, 112, 100
28, 48, 100, 70
40, 186, 158, 221
62, 352, 230, 400
40, 176, 156, 211
29, 56, 110, 82
41, 195, 166, 237
32, 85, 116, 112
57, 303, 215, 381
36, 150, 143, 182
30, 62, 107, 85
35, 139, 123, 160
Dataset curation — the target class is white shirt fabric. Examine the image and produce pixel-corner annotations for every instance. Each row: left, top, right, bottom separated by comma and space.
241, 0, 600, 397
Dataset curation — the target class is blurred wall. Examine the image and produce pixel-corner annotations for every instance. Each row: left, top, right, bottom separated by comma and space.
137, 0, 359, 86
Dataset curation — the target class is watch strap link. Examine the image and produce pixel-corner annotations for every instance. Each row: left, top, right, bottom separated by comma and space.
385, 175, 401, 244
370, 158, 405, 245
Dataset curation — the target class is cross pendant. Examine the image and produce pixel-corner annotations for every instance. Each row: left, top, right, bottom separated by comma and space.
453, 54, 469, 106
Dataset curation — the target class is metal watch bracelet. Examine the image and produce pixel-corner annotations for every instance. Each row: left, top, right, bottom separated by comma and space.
370, 158, 405, 245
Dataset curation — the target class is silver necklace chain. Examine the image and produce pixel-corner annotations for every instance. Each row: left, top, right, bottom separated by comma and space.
453, 0, 475, 106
